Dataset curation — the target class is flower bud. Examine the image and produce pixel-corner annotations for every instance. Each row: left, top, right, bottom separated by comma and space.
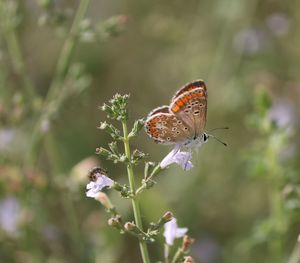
124, 222, 135, 231
182, 235, 195, 252
119, 154, 127, 163
162, 211, 173, 223
184, 256, 196, 263
108, 141, 119, 155
131, 149, 147, 164
95, 147, 111, 157
129, 119, 145, 137
100, 104, 114, 117
97, 122, 121, 140
108, 215, 122, 227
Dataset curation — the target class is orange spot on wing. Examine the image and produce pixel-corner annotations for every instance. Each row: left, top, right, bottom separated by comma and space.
181, 97, 188, 103
176, 100, 184, 107
172, 105, 180, 112
150, 117, 159, 124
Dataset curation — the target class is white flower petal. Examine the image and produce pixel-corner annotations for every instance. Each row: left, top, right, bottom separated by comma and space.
86, 181, 94, 190
100, 175, 114, 187
164, 218, 188, 246
175, 227, 188, 238
85, 175, 114, 198
86, 188, 97, 198
160, 145, 193, 171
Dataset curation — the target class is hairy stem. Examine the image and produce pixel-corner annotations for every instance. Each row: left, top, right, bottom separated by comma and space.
122, 120, 151, 263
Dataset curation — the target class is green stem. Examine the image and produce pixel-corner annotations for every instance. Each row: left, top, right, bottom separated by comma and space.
171, 248, 184, 263
45, 133, 84, 262
288, 239, 300, 263
269, 185, 284, 261
26, 0, 91, 168
0, 1, 36, 104
46, 0, 90, 102
122, 120, 151, 263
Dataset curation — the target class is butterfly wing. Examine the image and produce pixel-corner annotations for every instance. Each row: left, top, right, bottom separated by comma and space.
169, 80, 207, 138
145, 106, 192, 144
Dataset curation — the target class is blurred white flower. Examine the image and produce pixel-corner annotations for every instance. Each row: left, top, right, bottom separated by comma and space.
40, 119, 50, 133
0, 197, 20, 235
193, 237, 220, 263
268, 100, 298, 130
266, 13, 290, 36
160, 145, 193, 171
233, 28, 268, 55
86, 172, 114, 198
164, 218, 188, 245
0, 128, 16, 151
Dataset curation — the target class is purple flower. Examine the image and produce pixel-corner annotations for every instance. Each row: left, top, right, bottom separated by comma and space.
164, 218, 188, 245
86, 172, 114, 198
266, 13, 290, 36
0, 197, 20, 235
233, 28, 268, 55
160, 145, 193, 171
268, 100, 297, 130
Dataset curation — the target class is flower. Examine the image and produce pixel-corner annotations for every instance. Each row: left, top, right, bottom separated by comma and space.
233, 28, 268, 55
160, 145, 193, 171
164, 218, 188, 246
268, 100, 297, 130
184, 256, 196, 263
86, 167, 114, 198
0, 197, 20, 235
266, 13, 290, 37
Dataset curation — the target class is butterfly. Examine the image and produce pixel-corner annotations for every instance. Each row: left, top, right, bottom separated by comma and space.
145, 80, 209, 147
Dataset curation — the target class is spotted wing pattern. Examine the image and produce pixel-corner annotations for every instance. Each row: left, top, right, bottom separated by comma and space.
172, 80, 206, 100
145, 106, 191, 144
145, 80, 208, 144
169, 81, 207, 138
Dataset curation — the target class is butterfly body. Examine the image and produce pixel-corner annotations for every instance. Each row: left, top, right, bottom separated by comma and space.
145, 80, 208, 147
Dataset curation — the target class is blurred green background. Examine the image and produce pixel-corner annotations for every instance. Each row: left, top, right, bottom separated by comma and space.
0, 0, 299, 262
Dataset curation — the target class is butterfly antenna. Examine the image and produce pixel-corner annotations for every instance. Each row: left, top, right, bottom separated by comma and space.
208, 127, 229, 132
207, 134, 227, 147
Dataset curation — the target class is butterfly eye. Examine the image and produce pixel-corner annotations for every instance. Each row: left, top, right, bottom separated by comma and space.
177, 120, 182, 124
167, 137, 171, 141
